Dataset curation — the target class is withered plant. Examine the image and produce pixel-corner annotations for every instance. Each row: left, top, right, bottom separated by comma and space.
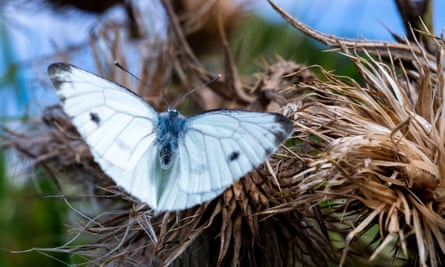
3, 0, 445, 266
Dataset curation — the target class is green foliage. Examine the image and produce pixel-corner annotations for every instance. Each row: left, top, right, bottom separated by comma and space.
0, 157, 70, 266
0, 155, 6, 267
1, 15, 70, 266
232, 15, 357, 77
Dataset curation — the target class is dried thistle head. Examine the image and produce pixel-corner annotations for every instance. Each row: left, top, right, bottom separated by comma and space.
288, 39, 445, 266
266, 2, 445, 264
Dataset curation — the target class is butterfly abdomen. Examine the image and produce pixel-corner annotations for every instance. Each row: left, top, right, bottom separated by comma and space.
159, 144, 173, 169
157, 110, 187, 170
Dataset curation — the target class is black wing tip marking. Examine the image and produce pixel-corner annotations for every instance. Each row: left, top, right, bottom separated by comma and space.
274, 114, 293, 131
272, 113, 293, 143
264, 148, 273, 156
47, 63, 74, 90
47, 62, 73, 75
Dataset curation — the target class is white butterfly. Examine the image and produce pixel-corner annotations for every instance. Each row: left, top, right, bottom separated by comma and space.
47, 63, 293, 212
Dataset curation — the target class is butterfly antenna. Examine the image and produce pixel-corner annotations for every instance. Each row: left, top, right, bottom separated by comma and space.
114, 61, 145, 85
172, 74, 222, 109
114, 61, 169, 107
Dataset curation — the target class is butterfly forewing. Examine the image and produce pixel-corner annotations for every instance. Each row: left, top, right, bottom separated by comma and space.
48, 63, 158, 170
179, 110, 293, 194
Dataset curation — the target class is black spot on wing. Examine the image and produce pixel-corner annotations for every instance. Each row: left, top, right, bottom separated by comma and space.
229, 151, 240, 161
59, 95, 66, 104
90, 112, 101, 125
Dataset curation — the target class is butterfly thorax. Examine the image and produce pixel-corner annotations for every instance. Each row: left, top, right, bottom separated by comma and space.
156, 109, 187, 170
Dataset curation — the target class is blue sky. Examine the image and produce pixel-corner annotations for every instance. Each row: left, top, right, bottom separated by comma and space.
3, 0, 445, 66
256, 0, 445, 40
1, 0, 444, 118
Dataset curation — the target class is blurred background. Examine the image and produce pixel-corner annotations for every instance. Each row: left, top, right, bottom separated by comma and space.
0, 0, 444, 265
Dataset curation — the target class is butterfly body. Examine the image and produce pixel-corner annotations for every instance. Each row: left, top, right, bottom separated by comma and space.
48, 63, 293, 212
156, 110, 186, 170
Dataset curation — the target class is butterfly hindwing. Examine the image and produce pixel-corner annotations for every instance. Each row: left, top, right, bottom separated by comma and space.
178, 110, 293, 194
